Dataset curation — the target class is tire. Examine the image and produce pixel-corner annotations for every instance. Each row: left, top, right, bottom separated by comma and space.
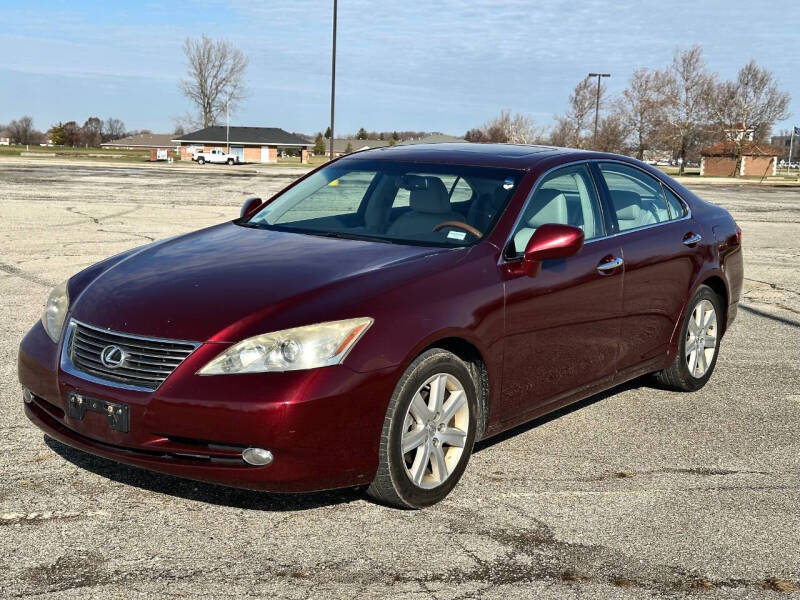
197, 157, 205, 165
653, 284, 722, 391
227, 158, 234, 165
367, 349, 478, 509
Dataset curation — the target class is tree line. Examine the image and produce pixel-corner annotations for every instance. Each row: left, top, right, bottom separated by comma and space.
0, 115, 140, 147
465, 46, 790, 174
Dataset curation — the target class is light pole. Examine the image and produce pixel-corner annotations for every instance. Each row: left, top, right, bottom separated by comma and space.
329, 0, 337, 161
226, 98, 230, 154
588, 72, 610, 148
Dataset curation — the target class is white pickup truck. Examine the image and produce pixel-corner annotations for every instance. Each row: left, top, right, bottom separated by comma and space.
192, 148, 241, 165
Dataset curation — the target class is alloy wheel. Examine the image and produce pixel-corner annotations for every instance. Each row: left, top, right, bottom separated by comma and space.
401, 373, 469, 489
685, 299, 717, 378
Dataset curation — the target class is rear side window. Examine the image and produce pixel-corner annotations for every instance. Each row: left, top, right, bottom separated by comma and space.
662, 186, 688, 219
598, 163, 669, 232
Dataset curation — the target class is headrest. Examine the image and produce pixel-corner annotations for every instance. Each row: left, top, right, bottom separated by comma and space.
612, 190, 641, 220
410, 178, 451, 214
528, 188, 567, 228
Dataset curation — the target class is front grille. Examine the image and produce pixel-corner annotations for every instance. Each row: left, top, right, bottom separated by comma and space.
67, 321, 199, 391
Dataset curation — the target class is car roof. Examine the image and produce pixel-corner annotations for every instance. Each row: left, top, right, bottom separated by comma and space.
338, 142, 592, 170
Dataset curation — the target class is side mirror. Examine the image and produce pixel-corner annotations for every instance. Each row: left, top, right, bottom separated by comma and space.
240, 197, 263, 218
521, 223, 584, 277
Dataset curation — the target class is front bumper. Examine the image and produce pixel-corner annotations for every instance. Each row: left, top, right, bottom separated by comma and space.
18, 321, 398, 492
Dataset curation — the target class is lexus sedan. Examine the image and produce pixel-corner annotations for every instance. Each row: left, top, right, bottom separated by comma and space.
19, 143, 743, 508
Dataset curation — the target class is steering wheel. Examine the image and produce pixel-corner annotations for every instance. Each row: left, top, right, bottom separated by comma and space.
432, 221, 483, 239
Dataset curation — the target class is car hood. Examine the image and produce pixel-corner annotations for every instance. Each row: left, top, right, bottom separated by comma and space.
70, 222, 459, 342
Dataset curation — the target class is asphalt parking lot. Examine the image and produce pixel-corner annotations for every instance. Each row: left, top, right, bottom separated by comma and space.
0, 158, 798, 599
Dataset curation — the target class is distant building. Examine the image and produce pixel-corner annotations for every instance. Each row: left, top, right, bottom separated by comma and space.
326, 138, 390, 157
700, 141, 780, 177
400, 134, 466, 145
173, 126, 313, 163
101, 133, 178, 151
101, 133, 179, 160
325, 134, 467, 158
0, 130, 10, 146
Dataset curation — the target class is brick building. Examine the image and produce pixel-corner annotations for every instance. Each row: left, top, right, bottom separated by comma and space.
700, 141, 780, 177
173, 126, 313, 163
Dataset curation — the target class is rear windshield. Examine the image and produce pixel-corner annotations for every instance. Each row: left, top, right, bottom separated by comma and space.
244, 159, 523, 247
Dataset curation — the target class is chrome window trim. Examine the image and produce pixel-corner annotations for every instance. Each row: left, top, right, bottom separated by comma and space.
500, 158, 693, 262
60, 319, 201, 393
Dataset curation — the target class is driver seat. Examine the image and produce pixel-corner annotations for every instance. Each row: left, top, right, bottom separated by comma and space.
386, 177, 462, 238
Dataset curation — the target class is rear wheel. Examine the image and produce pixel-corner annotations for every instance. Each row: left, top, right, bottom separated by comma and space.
227, 158, 234, 165
367, 349, 477, 508
653, 284, 722, 391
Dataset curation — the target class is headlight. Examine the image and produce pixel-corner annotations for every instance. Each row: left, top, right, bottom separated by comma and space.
41, 280, 70, 343
197, 317, 373, 375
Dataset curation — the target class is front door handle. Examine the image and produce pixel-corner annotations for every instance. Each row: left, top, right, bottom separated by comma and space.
683, 232, 702, 246
597, 257, 623, 272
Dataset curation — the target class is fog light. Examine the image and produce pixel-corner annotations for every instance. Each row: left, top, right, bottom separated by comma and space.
22, 388, 34, 404
242, 447, 274, 466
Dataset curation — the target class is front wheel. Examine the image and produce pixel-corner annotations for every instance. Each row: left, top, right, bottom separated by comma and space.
197, 157, 205, 164
367, 349, 477, 508
653, 284, 722, 391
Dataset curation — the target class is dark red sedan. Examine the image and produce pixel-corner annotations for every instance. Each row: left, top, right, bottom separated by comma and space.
19, 143, 743, 508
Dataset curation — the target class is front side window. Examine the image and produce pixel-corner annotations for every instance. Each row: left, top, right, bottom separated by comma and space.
510, 164, 604, 256
598, 163, 670, 232
245, 160, 523, 247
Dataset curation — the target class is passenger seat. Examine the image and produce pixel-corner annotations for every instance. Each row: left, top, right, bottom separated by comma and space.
386, 178, 463, 239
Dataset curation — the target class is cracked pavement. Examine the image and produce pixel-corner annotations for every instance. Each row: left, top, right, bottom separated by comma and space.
0, 160, 798, 599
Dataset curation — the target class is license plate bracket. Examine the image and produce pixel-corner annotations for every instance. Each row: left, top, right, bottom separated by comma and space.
66, 392, 130, 433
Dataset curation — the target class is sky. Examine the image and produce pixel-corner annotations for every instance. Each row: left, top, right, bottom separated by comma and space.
1, 0, 798, 137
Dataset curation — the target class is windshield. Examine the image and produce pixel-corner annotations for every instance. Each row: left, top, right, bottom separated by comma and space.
244, 159, 523, 247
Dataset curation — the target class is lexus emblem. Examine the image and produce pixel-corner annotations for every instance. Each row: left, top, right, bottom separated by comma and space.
100, 345, 126, 369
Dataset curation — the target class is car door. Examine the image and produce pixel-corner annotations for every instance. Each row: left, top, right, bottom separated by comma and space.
594, 162, 704, 378
499, 164, 623, 424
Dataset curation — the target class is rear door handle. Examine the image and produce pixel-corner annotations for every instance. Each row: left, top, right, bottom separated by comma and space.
683, 232, 702, 246
597, 257, 623, 272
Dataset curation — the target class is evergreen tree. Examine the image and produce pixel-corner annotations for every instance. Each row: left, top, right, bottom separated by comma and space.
313, 133, 326, 155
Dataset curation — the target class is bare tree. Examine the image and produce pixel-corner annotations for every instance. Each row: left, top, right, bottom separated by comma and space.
7, 115, 38, 145
465, 110, 544, 144
552, 77, 601, 148
60, 121, 83, 147
82, 117, 103, 147
619, 68, 671, 159
507, 112, 544, 144
661, 46, 715, 174
596, 110, 631, 154
180, 35, 249, 128
102, 118, 126, 142
707, 60, 790, 175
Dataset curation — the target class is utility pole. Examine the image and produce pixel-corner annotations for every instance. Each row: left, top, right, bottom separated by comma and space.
226, 98, 230, 154
329, 0, 337, 162
588, 73, 610, 148
789, 127, 796, 175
